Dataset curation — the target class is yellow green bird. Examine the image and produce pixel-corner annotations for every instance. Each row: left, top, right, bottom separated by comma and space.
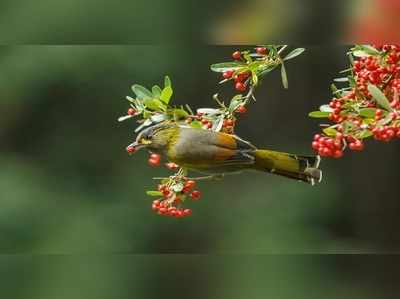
131, 123, 322, 185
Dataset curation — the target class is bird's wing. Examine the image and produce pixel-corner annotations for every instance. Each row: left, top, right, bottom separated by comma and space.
170, 128, 256, 169
201, 131, 255, 166
213, 132, 257, 151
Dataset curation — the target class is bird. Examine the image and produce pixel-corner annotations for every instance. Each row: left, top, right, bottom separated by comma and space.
130, 123, 322, 185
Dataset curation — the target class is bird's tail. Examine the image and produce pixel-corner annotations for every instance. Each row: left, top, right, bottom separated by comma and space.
253, 150, 322, 185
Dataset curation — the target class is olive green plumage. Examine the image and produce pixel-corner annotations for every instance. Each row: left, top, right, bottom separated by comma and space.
133, 123, 322, 185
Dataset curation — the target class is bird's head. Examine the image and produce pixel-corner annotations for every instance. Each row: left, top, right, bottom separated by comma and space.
129, 123, 177, 153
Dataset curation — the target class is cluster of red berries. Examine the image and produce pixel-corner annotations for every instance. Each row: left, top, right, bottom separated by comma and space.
223, 69, 250, 92
353, 46, 400, 98
185, 107, 247, 133
312, 133, 365, 158
372, 125, 400, 141
222, 47, 268, 92
152, 200, 192, 218
185, 112, 213, 129
151, 180, 201, 218
312, 44, 400, 158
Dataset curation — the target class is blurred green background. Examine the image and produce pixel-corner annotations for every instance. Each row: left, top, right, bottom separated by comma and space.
1, 0, 400, 298
1, 45, 400, 298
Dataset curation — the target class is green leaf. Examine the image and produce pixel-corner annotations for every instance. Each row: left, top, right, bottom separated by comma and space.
280, 63, 288, 89
334, 77, 349, 82
358, 130, 373, 139
243, 52, 253, 63
367, 84, 392, 111
210, 62, 246, 73
173, 108, 189, 120
160, 86, 173, 104
248, 61, 264, 72
132, 84, 153, 100
308, 111, 330, 118
283, 48, 305, 61
323, 127, 338, 137
135, 118, 153, 133
229, 94, 243, 112
164, 76, 171, 88
143, 98, 166, 111
252, 71, 258, 86
358, 45, 380, 55
352, 45, 381, 57
359, 108, 377, 118
146, 191, 163, 197
190, 120, 202, 128
352, 50, 370, 58
320, 104, 333, 112
152, 85, 162, 97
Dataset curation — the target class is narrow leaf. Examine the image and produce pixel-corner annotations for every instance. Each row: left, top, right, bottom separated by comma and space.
143, 99, 166, 111
173, 108, 189, 119
132, 84, 153, 100
281, 63, 288, 89
210, 62, 245, 73
135, 119, 153, 133
308, 111, 330, 118
320, 104, 334, 113
164, 76, 171, 88
146, 191, 163, 197
358, 130, 373, 139
334, 77, 349, 82
367, 84, 392, 111
152, 85, 162, 97
252, 71, 258, 86
160, 86, 173, 104
359, 108, 377, 118
323, 127, 338, 137
190, 120, 202, 129
358, 45, 380, 55
283, 48, 305, 61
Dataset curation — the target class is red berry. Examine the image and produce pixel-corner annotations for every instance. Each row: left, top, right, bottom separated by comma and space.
235, 72, 250, 83
162, 189, 170, 198
232, 51, 241, 60
148, 158, 160, 167
176, 209, 184, 218
190, 190, 201, 200
236, 105, 247, 114
201, 118, 209, 125
321, 147, 333, 157
150, 154, 161, 160
184, 180, 196, 191
256, 47, 267, 55
126, 145, 136, 154
183, 209, 192, 216
127, 108, 136, 116
235, 82, 247, 92
165, 162, 179, 170
312, 141, 320, 151
313, 134, 321, 141
223, 70, 234, 79
333, 150, 344, 159
224, 119, 234, 127
158, 207, 167, 215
